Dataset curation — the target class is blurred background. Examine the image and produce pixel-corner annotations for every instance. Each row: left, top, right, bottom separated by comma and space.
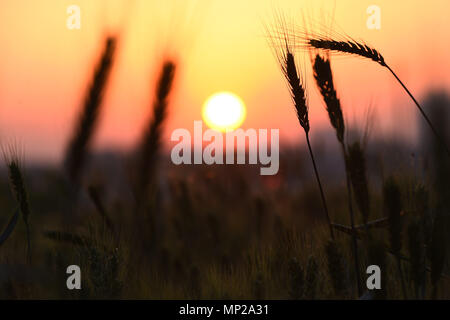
0, 0, 449, 300
1, 0, 450, 163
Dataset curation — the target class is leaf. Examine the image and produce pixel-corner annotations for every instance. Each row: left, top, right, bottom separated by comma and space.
0, 208, 20, 246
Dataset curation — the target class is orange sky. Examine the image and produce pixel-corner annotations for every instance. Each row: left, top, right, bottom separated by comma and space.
0, 0, 450, 163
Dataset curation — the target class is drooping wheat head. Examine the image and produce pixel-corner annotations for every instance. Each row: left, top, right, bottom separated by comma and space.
301, 29, 449, 155
309, 38, 386, 66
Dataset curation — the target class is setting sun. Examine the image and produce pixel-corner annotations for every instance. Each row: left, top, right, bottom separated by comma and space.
202, 92, 247, 132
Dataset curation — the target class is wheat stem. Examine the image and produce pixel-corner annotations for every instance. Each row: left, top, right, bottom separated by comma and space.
385, 65, 450, 156
306, 133, 335, 240
309, 38, 449, 156
343, 147, 362, 296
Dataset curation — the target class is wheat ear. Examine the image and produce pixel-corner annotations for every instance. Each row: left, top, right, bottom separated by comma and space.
277, 45, 334, 240
309, 38, 449, 156
135, 61, 176, 204
312, 54, 362, 294
64, 37, 117, 185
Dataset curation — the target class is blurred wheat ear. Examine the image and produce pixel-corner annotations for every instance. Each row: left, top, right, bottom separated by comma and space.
307, 37, 449, 156
3, 145, 32, 263
134, 60, 176, 204
64, 37, 117, 186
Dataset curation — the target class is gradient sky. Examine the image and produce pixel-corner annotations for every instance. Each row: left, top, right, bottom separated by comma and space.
0, 0, 449, 163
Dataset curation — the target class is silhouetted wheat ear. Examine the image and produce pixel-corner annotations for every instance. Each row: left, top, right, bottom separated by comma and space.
3, 147, 32, 263
64, 37, 117, 184
312, 53, 362, 293
283, 49, 309, 133
269, 24, 334, 239
313, 54, 345, 144
309, 39, 386, 66
347, 142, 370, 225
136, 61, 176, 200
309, 37, 450, 156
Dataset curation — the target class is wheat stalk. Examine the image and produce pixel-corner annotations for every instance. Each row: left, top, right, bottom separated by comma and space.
281, 48, 335, 240
312, 54, 362, 294
307, 37, 449, 156
309, 39, 386, 66
266, 15, 335, 240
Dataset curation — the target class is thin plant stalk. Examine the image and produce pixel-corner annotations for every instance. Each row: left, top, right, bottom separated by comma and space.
304, 37, 450, 156
305, 132, 335, 239
385, 64, 449, 156
343, 147, 362, 296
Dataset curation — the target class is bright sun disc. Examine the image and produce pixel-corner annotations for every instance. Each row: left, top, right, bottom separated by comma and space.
202, 92, 247, 132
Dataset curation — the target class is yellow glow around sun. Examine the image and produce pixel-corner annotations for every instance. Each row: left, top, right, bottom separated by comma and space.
202, 92, 247, 132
